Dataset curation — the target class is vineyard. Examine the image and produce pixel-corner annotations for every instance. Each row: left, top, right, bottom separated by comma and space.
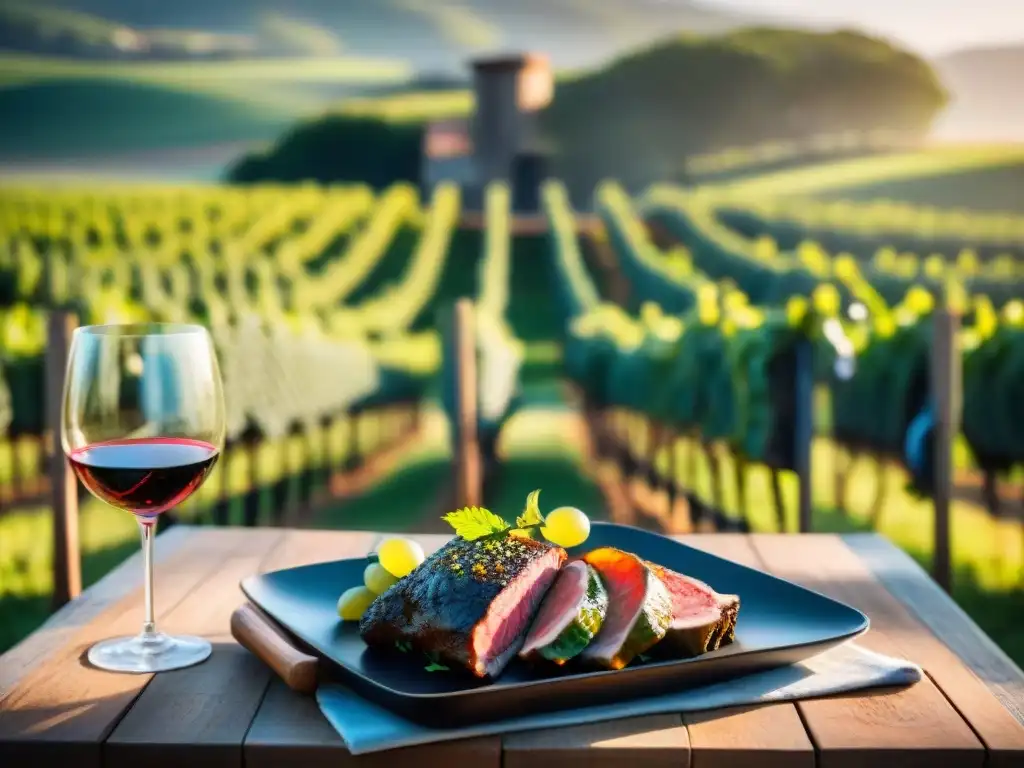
2, 146, 1024, 661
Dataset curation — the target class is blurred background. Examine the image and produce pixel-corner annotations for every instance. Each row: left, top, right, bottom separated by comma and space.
1, 0, 1022, 673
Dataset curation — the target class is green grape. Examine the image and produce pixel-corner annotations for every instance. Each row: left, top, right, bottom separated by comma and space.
337, 586, 376, 621
541, 507, 591, 548
377, 537, 425, 578
364, 562, 400, 595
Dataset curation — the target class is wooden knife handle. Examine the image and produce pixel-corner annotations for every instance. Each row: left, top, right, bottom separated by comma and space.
231, 603, 319, 694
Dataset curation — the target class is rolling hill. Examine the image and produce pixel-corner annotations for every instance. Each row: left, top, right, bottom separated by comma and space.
5, 0, 760, 70
0, 78, 299, 158
932, 44, 1024, 142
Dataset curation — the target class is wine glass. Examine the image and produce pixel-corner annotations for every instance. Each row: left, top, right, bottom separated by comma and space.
62, 323, 225, 673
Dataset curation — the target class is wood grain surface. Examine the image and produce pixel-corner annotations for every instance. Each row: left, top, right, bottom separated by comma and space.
842, 533, 1024, 726
752, 534, 1007, 768
2, 527, 1023, 768
682, 535, 815, 768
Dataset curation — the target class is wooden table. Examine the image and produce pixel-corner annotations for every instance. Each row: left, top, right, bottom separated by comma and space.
2, 527, 1024, 767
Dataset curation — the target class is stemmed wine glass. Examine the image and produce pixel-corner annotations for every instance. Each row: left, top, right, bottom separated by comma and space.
62, 323, 225, 673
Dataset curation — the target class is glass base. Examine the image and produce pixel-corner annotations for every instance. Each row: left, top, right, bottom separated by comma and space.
87, 631, 212, 673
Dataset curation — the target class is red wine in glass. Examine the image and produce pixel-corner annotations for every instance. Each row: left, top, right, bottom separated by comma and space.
62, 322, 226, 674
69, 437, 219, 517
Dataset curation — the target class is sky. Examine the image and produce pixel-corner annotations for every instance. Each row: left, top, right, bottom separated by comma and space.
702, 0, 1024, 55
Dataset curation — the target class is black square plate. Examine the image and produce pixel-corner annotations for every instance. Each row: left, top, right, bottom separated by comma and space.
241, 522, 868, 726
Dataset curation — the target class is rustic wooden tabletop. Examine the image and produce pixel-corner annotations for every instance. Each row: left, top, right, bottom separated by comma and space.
2, 526, 1023, 768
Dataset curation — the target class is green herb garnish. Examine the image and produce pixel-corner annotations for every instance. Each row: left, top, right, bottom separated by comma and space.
515, 489, 546, 530
441, 491, 550, 541
442, 506, 511, 540
423, 652, 450, 672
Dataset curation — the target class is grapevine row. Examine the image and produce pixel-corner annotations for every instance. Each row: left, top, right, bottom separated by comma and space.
442, 183, 525, 468
599, 181, 1024, 503
642, 185, 1022, 306
0, 184, 457, 443
715, 195, 1024, 253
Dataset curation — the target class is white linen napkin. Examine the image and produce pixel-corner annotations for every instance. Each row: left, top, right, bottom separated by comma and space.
316, 642, 922, 755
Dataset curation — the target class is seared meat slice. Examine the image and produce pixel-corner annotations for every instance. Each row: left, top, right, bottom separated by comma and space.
579, 547, 672, 669
359, 535, 566, 677
520, 560, 608, 665
646, 562, 740, 656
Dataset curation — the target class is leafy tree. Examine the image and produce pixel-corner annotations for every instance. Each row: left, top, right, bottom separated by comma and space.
541, 28, 948, 201
228, 116, 423, 189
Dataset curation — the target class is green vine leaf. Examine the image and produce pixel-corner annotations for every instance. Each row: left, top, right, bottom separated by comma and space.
442, 506, 510, 540
395, 640, 412, 653
516, 489, 545, 529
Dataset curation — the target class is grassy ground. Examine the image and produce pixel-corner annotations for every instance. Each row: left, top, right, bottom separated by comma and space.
488, 385, 608, 521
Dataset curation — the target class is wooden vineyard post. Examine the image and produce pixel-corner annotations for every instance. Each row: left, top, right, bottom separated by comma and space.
665, 432, 679, 513
703, 442, 724, 512
46, 311, 81, 609
770, 469, 786, 532
932, 306, 961, 593
269, 430, 293, 527
243, 432, 261, 527
734, 454, 749, 525
450, 299, 482, 509
794, 339, 815, 533
317, 416, 333, 502
298, 425, 315, 518
833, 445, 849, 514
345, 408, 362, 472
213, 440, 231, 525
9, 436, 21, 504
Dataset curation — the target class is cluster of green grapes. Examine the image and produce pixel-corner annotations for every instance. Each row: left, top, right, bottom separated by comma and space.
338, 537, 427, 620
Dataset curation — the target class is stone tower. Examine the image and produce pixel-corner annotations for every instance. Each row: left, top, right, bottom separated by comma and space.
470, 53, 553, 192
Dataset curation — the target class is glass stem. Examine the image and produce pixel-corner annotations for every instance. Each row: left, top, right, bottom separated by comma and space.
139, 517, 157, 638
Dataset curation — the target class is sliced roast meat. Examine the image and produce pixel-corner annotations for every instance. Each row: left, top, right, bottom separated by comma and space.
520, 560, 608, 665
360, 534, 566, 677
646, 561, 740, 656
579, 547, 672, 669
